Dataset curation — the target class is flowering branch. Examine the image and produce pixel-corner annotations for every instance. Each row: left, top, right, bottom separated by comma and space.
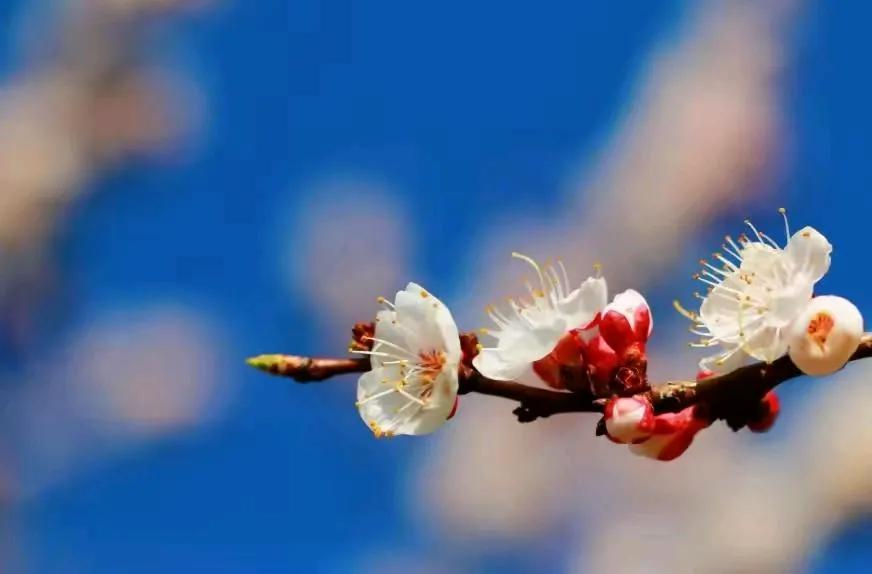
245, 216, 867, 460
246, 333, 872, 427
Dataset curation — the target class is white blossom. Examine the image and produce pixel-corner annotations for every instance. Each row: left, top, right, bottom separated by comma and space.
354, 283, 461, 437
473, 253, 607, 382
678, 211, 831, 364
787, 295, 864, 376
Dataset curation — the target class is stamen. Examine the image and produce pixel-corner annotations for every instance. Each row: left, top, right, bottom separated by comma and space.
512, 252, 548, 294
397, 387, 427, 406
376, 296, 395, 309
593, 262, 603, 278
356, 387, 397, 407
779, 207, 790, 241
548, 265, 565, 300
725, 236, 744, 259
715, 251, 740, 270
758, 232, 781, 249
486, 304, 511, 326
744, 219, 766, 243
701, 269, 727, 282
558, 260, 571, 293
350, 349, 397, 359
367, 337, 418, 359
673, 300, 698, 321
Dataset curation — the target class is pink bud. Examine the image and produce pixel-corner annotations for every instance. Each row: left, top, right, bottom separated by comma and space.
604, 396, 655, 444
599, 290, 653, 352
629, 406, 711, 461
747, 391, 779, 433
583, 334, 619, 390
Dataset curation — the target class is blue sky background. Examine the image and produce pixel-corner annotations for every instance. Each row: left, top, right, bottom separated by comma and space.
2, 0, 870, 571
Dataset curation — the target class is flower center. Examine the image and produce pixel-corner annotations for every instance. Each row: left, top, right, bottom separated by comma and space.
418, 350, 446, 376
806, 312, 834, 349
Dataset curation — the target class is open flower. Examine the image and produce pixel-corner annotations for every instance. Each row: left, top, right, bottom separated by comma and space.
787, 295, 864, 376
473, 253, 607, 384
353, 283, 462, 437
678, 210, 832, 364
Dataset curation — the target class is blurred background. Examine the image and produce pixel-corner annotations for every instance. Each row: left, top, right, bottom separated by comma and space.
0, 0, 869, 571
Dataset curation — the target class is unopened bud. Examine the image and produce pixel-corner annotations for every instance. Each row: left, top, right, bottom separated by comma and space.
604, 396, 655, 444
787, 295, 863, 376
599, 289, 653, 352
747, 391, 780, 433
629, 406, 711, 461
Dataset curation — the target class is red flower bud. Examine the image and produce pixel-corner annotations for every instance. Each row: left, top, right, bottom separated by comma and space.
747, 391, 780, 433
599, 290, 652, 352
604, 396, 655, 444
629, 406, 711, 461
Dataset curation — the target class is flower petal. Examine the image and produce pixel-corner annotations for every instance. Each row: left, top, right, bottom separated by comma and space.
698, 345, 751, 377
742, 324, 788, 363
557, 276, 608, 329
784, 226, 832, 282
356, 366, 458, 436
395, 282, 461, 364
473, 324, 563, 381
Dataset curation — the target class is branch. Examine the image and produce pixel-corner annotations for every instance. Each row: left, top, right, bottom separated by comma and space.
246, 334, 872, 427
246, 354, 369, 382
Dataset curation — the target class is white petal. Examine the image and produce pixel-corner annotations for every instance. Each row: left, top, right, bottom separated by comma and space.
784, 226, 832, 282
398, 370, 459, 435
787, 295, 864, 376
357, 366, 411, 431
699, 287, 743, 344
699, 345, 752, 376
395, 282, 461, 364
738, 242, 781, 273
768, 280, 813, 327
557, 276, 608, 329
356, 366, 457, 437
473, 324, 562, 381
742, 324, 788, 363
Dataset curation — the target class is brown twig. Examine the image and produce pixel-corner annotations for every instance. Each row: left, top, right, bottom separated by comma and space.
247, 334, 872, 428
246, 355, 369, 382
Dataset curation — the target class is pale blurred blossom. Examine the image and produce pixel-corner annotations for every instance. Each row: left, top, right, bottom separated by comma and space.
1, 304, 230, 499
288, 178, 412, 339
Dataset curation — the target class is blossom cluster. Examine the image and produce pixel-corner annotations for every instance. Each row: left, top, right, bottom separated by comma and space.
350, 212, 863, 461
